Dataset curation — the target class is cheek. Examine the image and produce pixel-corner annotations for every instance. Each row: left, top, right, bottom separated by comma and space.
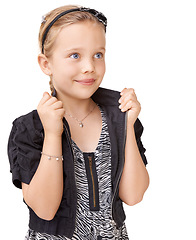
54, 62, 78, 79
97, 61, 106, 76
66, 63, 80, 76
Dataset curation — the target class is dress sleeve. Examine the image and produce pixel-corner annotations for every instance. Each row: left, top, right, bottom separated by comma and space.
7, 118, 43, 189
134, 118, 148, 166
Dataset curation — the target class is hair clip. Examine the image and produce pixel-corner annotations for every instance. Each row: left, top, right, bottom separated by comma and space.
41, 15, 46, 24
80, 7, 107, 27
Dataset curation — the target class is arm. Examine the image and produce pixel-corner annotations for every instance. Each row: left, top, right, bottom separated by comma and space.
22, 92, 65, 220
119, 124, 149, 205
118, 88, 149, 206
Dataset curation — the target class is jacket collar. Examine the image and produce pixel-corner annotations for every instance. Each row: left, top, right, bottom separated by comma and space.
92, 87, 121, 106
34, 87, 122, 133
52, 87, 121, 106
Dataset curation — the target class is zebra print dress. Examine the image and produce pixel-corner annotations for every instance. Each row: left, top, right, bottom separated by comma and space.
25, 106, 129, 240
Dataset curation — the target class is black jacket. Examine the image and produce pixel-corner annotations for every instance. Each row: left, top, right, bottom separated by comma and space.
8, 87, 147, 238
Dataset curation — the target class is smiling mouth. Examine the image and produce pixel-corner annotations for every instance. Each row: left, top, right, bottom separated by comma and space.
74, 79, 96, 85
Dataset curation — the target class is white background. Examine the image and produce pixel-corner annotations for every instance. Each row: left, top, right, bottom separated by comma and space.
1, 0, 196, 239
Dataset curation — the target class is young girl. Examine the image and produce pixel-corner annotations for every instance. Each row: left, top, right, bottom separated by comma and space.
8, 5, 149, 240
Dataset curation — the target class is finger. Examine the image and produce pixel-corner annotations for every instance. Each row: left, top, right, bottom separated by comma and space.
119, 92, 137, 109
43, 92, 50, 97
119, 93, 136, 106
119, 88, 136, 102
120, 87, 135, 95
51, 100, 64, 110
122, 90, 137, 103
122, 88, 136, 98
123, 100, 141, 112
38, 92, 51, 105
119, 100, 132, 112
120, 88, 127, 96
44, 96, 58, 106
120, 97, 139, 111
120, 100, 135, 112
56, 108, 66, 118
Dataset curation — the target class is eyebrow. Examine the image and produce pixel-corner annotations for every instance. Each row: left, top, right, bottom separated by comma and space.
65, 47, 106, 52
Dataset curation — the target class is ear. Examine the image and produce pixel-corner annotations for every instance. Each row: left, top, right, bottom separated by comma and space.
38, 54, 52, 76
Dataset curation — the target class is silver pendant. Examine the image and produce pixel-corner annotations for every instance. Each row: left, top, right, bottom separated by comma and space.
79, 122, 83, 128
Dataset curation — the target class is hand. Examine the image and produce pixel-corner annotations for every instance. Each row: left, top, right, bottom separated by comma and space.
119, 88, 141, 125
37, 92, 65, 137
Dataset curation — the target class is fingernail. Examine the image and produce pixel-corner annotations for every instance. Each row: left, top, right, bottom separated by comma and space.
119, 105, 122, 109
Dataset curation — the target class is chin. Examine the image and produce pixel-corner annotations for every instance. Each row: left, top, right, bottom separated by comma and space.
74, 82, 101, 99
75, 87, 99, 100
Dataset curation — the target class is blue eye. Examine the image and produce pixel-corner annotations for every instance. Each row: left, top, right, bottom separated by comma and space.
94, 52, 103, 59
70, 53, 79, 59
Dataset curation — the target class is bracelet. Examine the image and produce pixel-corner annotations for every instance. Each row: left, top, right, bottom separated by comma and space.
41, 152, 63, 161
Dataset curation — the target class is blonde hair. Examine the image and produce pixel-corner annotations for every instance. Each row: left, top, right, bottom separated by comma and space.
38, 5, 106, 94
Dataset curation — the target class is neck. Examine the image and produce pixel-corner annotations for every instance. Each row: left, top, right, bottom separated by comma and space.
56, 91, 95, 119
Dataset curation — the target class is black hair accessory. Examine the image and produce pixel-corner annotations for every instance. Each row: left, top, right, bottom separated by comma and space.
41, 7, 107, 54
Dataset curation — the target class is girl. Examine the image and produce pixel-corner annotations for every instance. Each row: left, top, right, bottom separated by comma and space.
8, 5, 149, 240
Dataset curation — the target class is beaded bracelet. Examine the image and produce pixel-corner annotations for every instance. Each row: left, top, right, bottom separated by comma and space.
41, 152, 63, 161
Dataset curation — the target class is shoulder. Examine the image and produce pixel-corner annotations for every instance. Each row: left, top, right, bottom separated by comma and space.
13, 110, 43, 132
8, 110, 43, 188
11, 110, 43, 144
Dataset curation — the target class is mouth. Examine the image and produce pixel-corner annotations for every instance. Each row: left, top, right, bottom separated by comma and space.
74, 79, 96, 86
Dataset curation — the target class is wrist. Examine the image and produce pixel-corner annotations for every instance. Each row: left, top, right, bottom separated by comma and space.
41, 152, 63, 161
44, 131, 62, 140
42, 134, 62, 158
127, 116, 137, 127
127, 124, 134, 131
43, 132, 62, 148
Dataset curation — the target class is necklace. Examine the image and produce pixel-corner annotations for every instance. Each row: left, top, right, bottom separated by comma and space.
65, 103, 97, 128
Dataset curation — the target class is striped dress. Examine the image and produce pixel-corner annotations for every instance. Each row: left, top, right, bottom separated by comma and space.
25, 106, 129, 240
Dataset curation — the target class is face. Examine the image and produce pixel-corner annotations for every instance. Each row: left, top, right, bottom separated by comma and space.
47, 21, 106, 100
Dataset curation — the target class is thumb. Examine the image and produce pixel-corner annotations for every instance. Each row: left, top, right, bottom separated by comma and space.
39, 92, 51, 104
43, 92, 51, 97
43, 91, 50, 96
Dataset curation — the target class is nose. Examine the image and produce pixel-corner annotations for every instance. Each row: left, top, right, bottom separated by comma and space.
81, 57, 95, 74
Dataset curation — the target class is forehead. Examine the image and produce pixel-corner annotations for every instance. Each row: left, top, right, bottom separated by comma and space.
54, 21, 106, 50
